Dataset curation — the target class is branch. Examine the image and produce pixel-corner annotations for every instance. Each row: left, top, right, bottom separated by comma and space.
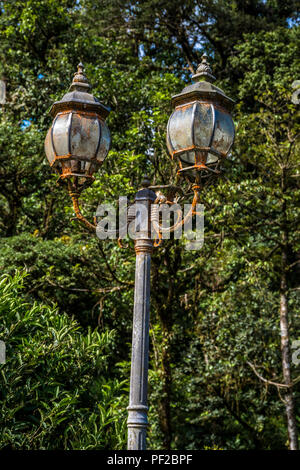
247, 362, 300, 389
97, 242, 134, 287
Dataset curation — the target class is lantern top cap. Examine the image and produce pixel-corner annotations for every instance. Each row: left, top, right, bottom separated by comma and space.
49, 61, 110, 118
170, 52, 235, 110
69, 62, 91, 92
141, 174, 151, 188
192, 54, 216, 83
135, 174, 156, 201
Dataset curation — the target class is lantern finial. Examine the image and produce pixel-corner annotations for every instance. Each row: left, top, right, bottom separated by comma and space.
192, 53, 216, 83
69, 62, 91, 92
141, 174, 151, 188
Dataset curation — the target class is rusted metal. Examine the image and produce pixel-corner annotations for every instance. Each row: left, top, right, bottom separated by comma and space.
133, 177, 156, 255
49, 62, 110, 118
45, 62, 111, 229
127, 177, 201, 448
173, 146, 212, 156
171, 52, 234, 110
67, 180, 96, 232
45, 63, 111, 193
166, 54, 235, 184
127, 178, 156, 450
151, 184, 200, 247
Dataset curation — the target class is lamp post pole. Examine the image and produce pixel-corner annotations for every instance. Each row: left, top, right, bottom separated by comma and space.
127, 178, 156, 450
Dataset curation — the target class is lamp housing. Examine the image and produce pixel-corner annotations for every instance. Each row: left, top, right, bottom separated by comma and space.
166, 54, 235, 183
44, 63, 111, 189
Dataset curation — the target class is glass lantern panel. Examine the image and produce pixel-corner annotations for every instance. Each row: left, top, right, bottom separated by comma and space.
71, 113, 100, 160
83, 162, 92, 175
179, 150, 196, 166
70, 160, 81, 173
168, 104, 194, 151
206, 152, 219, 165
44, 128, 55, 165
193, 102, 214, 148
211, 108, 234, 156
52, 113, 71, 156
88, 162, 97, 176
80, 161, 92, 173
96, 120, 111, 163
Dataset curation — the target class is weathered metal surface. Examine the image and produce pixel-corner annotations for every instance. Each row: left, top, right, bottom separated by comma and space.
127, 179, 156, 450
166, 54, 235, 184
44, 63, 111, 189
192, 53, 216, 83
49, 62, 110, 118
171, 53, 234, 111
127, 251, 151, 450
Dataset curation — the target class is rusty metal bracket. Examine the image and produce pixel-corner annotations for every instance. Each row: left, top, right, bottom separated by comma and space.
151, 184, 201, 247
67, 179, 97, 232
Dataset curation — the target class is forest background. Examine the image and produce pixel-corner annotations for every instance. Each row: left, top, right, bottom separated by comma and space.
0, 0, 299, 450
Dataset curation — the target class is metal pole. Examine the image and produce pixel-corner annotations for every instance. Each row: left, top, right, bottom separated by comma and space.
127, 179, 156, 450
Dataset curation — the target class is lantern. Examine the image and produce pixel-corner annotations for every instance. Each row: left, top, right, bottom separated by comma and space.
44, 63, 111, 189
166, 54, 235, 183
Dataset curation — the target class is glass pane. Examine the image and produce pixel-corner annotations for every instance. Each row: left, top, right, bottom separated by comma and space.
44, 128, 55, 165
88, 162, 97, 176
211, 108, 234, 156
70, 160, 80, 172
179, 151, 195, 166
52, 113, 71, 156
168, 104, 194, 151
83, 162, 91, 174
206, 152, 219, 165
96, 120, 111, 162
193, 102, 214, 148
71, 113, 100, 160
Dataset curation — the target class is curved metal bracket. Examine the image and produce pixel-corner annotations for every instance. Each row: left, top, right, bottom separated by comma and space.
151, 185, 201, 247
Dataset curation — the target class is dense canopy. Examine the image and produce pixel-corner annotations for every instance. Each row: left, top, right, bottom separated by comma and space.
0, 0, 299, 450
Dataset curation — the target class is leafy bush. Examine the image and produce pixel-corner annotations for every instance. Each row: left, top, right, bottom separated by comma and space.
0, 272, 127, 449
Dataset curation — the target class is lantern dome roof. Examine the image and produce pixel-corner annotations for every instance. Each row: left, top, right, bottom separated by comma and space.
49, 63, 110, 118
171, 54, 235, 111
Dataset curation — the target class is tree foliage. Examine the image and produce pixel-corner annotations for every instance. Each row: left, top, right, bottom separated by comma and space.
0, 272, 127, 449
0, 0, 299, 450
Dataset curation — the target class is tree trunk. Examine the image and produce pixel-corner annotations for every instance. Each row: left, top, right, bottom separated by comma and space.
280, 170, 298, 450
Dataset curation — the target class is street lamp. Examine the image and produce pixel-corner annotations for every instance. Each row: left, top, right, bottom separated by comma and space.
127, 56, 235, 450
166, 54, 235, 184
44, 56, 234, 451
45, 63, 111, 230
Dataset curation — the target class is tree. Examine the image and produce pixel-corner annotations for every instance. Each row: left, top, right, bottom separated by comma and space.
230, 27, 300, 449
0, 0, 299, 450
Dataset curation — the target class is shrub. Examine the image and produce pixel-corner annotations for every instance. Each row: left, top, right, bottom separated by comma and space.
0, 272, 127, 449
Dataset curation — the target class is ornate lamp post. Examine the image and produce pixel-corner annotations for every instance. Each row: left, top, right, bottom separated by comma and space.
44, 56, 235, 451
127, 178, 156, 450
126, 56, 235, 449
